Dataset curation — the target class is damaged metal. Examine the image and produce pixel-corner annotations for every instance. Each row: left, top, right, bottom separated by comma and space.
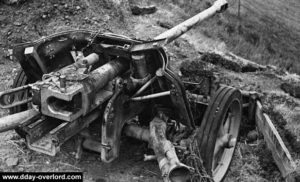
0, 0, 295, 181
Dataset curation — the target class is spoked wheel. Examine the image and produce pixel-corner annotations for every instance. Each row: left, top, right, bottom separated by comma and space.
197, 86, 242, 182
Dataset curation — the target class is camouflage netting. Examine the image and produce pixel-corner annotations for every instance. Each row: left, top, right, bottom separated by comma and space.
180, 141, 214, 182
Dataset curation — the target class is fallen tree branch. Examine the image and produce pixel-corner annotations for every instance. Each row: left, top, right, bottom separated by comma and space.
200, 51, 267, 72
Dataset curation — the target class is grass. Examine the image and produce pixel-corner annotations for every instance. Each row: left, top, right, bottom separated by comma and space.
166, 0, 300, 74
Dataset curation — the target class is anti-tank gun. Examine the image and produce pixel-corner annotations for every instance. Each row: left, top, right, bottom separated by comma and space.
0, 1, 243, 181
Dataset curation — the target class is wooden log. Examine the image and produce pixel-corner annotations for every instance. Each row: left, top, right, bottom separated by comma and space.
255, 101, 296, 182
201, 51, 267, 72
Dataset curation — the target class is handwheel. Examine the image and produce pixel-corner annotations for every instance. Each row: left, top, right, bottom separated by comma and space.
196, 86, 242, 182
10, 69, 29, 113
10, 69, 30, 138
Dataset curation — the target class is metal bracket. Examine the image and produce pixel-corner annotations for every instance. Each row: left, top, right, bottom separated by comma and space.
101, 79, 145, 162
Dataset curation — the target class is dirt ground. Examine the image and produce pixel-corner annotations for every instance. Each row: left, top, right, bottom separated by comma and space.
0, 0, 299, 182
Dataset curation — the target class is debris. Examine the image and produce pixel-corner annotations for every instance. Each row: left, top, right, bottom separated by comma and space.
76, 6, 81, 10
143, 154, 156, 161
42, 14, 47, 19
7, 30, 12, 36
0, 15, 7, 22
8, 49, 13, 59
6, 157, 19, 167
132, 176, 139, 180
13, 21, 22, 26
3, 0, 25, 5
280, 82, 300, 98
3, 49, 13, 60
131, 5, 157, 15
157, 20, 173, 29
247, 130, 259, 142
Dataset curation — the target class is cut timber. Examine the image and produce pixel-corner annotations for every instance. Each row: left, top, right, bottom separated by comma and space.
255, 101, 296, 182
225, 51, 267, 72
201, 51, 267, 72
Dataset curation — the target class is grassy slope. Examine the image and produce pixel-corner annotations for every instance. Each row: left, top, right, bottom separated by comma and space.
170, 0, 300, 74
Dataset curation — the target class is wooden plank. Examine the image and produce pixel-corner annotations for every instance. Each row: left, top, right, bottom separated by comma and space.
255, 101, 296, 182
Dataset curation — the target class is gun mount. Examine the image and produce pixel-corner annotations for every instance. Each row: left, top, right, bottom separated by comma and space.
0, 0, 250, 181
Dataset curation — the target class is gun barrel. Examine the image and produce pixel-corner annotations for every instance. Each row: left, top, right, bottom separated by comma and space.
0, 109, 39, 133
154, 0, 228, 44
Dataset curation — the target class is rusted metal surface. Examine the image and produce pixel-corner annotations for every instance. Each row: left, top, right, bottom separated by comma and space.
0, 1, 249, 181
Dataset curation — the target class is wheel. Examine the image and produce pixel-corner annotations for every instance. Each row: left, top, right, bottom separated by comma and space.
10, 69, 30, 138
197, 86, 242, 182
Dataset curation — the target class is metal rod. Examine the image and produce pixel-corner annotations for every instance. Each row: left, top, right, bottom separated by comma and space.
123, 124, 150, 142
0, 109, 39, 133
132, 76, 157, 97
130, 91, 171, 101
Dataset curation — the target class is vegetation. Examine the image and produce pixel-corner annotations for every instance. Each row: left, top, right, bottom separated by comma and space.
169, 0, 300, 74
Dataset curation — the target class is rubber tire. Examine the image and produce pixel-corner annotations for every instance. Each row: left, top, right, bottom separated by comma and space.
197, 86, 242, 182
10, 69, 29, 138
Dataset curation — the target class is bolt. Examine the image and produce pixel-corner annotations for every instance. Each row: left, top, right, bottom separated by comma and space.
60, 75, 66, 89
